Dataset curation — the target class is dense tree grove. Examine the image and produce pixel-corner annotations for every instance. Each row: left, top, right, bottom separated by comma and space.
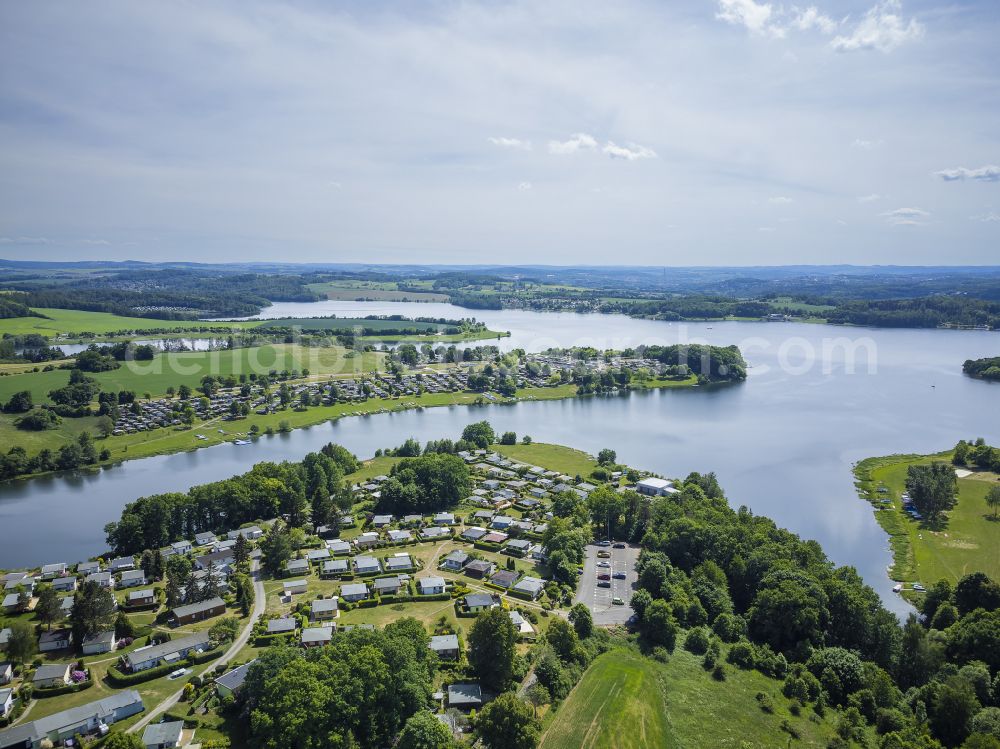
905, 463, 958, 523
240, 620, 436, 749
104, 444, 356, 554
953, 438, 1000, 474
963, 357, 1000, 382
378, 453, 471, 515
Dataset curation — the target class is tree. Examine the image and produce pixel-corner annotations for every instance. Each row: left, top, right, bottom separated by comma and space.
102, 733, 144, 749
468, 607, 518, 691
210, 616, 242, 643
115, 611, 135, 639
461, 420, 495, 448
234, 533, 251, 572
568, 603, 594, 639
70, 580, 118, 647
643, 599, 678, 650
35, 584, 62, 630
987, 485, 1000, 519
597, 448, 617, 466
5, 619, 37, 667
930, 675, 980, 747
165, 554, 192, 608
95, 414, 115, 437
476, 692, 540, 749
955, 573, 1000, 616
3, 390, 33, 413
499, 431, 517, 445
545, 618, 580, 663
396, 711, 455, 749
311, 486, 332, 530
906, 462, 958, 523
261, 521, 293, 576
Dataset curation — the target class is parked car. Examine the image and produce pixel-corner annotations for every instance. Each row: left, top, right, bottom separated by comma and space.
597, 540, 611, 547
597, 551, 611, 558
912, 583, 926, 592
597, 561, 611, 568
597, 581, 611, 588
597, 573, 611, 581
613, 572, 626, 579
169, 668, 190, 680
613, 543, 626, 549
612, 597, 625, 605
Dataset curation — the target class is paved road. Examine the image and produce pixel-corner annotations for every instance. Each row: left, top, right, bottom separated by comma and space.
575, 541, 639, 626
129, 562, 265, 734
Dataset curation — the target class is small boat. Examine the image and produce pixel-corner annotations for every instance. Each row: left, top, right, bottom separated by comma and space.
195, 434, 207, 441
234, 439, 252, 445
892, 583, 902, 593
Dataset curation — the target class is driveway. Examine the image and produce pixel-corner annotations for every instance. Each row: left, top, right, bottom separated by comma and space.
574, 542, 639, 626
129, 561, 265, 734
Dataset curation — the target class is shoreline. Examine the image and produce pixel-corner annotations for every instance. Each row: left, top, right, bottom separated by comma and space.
0, 373, 709, 486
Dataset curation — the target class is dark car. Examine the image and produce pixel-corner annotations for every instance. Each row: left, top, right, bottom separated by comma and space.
613, 543, 626, 549
597, 573, 611, 581
597, 580, 611, 588
612, 572, 626, 579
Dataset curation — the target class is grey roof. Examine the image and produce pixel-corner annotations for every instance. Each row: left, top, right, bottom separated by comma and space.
373, 576, 401, 591
322, 559, 349, 572
266, 617, 296, 634
172, 596, 225, 619
418, 576, 446, 591
0, 690, 143, 747
141, 720, 183, 746
301, 626, 333, 643
341, 583, 368, 598
385, 554, 412, 569
33, 663, 70, 682
514, 576, 545, 594
430, 634, 459, 651
215, 659, 256, 694
311, 598, 339, 613
82, 630, 115, 647
463, 593, 497, 608
128, 588, 156, 601
126, 632, 211, 667
447, 683, 482, 706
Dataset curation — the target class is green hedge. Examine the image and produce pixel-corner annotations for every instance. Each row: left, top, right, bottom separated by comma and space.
474, 541, 503, 553
34, 680, 94, 698
253, 633, 295, 647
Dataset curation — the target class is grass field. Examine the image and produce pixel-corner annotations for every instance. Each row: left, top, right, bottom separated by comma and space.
495, 442, 598, 477
542, 648, 850, 749
855, 451, 1000, 586
540, 651, 672, 749
0, 344, 386, 403
0, 308, 261, 338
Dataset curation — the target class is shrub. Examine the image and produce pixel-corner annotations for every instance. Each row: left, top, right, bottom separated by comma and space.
712, 664, 726, 681
756, 692, 775, 714
683, 627, 710, 655
727, 640, 756, 670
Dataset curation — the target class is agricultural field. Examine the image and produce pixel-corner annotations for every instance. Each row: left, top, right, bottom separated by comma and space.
307, 280, 449, 303
856, 452, 1000, 585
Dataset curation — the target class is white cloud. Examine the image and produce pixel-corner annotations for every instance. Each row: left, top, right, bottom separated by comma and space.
852, 138, 882, 150
758, 226, 776, 232
858, 193, 881, 202
881, 207, 929, 225
768, 196, 793, 204
489, 136, 531, 151
517, 181, 532, 191
792, 6, 837, 34
831, 1, 923, 53
972, 211, 1000, 222
716, 0, 784, 38
547, 133, 598, 155
602, 141, 657, 160
82, 238, 111, 245
934, 165, 1000, 182
0, 236, 50, 244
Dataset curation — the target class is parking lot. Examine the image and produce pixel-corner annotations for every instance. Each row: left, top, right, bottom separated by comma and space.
575, 540, 640, 625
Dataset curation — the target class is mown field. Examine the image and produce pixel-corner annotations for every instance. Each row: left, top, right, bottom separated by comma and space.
306, 280, 449, 302
540, 651, 673, 749
541, 649, 852, 749
0, 308, 261, 338
0, 344, 385, 403
856, 452, 1000, 585
495, 442, 598, 477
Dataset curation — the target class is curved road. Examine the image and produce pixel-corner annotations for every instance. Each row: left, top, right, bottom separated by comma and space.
129, 562, 265, 734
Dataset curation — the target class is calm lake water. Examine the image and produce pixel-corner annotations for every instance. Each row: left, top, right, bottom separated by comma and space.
3, 301, 999, 616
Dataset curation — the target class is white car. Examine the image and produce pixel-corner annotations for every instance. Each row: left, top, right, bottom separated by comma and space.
169, 668, 190, 680
597, 561, 611, 568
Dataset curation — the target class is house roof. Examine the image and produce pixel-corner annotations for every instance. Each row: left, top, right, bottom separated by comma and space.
172, 596, 225, 619
82, 630, 115, 647
126, 632, 211, 667
301, 626, 333, 643
33, 663, 69, 682
312, 598, 339, 613
128, 588, 156, 601
447, 683, 482, 706
0, 690, 143, 748
373, 576, 401, 590
341, 583, 368, 597
141, 720, 183, 746
464, 594, 497, 608
514, 577, 545, 594
419, 576, 445, 590
266, 618, 296, 633
430, 634, 459, 651
215, 659, 256, 693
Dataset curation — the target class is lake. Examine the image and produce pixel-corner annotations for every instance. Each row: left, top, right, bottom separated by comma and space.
3, 300, 999, 616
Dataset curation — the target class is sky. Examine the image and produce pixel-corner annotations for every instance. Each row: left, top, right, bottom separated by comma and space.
0, 0, 998, 266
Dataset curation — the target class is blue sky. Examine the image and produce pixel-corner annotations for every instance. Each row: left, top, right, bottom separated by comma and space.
0, 0, 997, 265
